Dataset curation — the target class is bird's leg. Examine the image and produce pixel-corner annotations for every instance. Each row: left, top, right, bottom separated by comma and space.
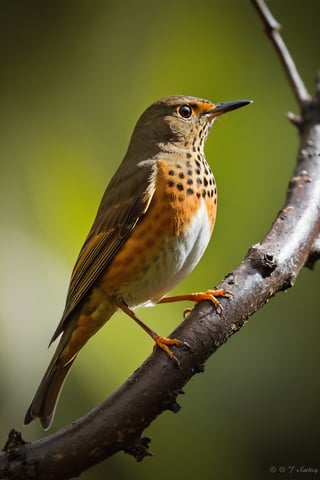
158, 289, 233, 315
115, 297, 185, 359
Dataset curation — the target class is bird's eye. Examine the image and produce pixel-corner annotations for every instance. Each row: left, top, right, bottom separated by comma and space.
178, 105, 192, 118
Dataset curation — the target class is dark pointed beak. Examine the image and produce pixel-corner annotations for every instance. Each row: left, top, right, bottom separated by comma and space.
205, 100, 253, 118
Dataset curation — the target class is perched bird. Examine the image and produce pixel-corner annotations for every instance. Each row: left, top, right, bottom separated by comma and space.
24, 95, 251, 429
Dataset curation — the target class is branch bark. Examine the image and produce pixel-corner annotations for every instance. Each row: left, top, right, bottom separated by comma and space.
1, 1, 320, 478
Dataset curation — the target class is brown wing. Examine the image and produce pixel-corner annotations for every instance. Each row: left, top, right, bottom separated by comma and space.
50, 161, 157, 344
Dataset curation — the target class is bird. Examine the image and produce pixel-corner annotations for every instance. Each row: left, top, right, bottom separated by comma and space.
24, 95, 251, 430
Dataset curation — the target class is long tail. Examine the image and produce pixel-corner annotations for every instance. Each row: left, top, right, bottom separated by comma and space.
24, 309, 110, 430
24, 333, 78, 430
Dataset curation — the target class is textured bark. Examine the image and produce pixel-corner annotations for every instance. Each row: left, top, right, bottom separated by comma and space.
1, 1, 320, 478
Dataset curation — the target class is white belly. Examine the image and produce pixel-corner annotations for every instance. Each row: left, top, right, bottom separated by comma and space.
124, 199, 212, 308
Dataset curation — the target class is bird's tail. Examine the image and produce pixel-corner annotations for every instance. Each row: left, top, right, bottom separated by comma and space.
25, 300, 116, 430
24, 335, 77, 430
24, 308, 108, 430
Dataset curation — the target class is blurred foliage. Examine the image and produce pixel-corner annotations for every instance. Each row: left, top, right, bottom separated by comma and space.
0, 0, 319, 479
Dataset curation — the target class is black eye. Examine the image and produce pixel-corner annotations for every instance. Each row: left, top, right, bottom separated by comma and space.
178, 104, 192, 118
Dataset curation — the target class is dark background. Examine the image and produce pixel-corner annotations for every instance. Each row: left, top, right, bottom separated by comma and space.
0, 1, 319, 479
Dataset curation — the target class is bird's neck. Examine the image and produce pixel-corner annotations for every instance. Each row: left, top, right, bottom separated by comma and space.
157, 140, 205, 158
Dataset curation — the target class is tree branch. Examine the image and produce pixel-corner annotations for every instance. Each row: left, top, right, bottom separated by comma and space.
306, 233, 320, 269
252, 0, 312, 106
2, 1, 320, 478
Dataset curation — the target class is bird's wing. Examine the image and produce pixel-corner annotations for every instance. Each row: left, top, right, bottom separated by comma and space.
50, 161, 157, 344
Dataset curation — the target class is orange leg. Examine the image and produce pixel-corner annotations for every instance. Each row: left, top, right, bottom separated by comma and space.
115, 297, 185, 359
158, 289, 233, 315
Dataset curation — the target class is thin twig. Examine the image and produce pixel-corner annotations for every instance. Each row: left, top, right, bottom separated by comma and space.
252, 0, 311, 106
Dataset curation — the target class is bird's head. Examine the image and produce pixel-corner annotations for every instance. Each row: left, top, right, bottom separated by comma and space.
129, 95, 251, 155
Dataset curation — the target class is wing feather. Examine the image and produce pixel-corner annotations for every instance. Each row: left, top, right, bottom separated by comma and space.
50, 162, 156, 343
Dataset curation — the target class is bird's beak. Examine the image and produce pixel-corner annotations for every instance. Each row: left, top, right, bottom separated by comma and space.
204, 100, 252, 118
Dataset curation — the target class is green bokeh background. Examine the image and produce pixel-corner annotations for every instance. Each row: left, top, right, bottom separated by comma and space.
1, 1, 319, 479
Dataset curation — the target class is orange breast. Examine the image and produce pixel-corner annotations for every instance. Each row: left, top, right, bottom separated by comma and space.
99, 158, 217, 307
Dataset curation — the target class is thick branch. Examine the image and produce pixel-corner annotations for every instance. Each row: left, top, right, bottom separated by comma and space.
1, 2, 320, 479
